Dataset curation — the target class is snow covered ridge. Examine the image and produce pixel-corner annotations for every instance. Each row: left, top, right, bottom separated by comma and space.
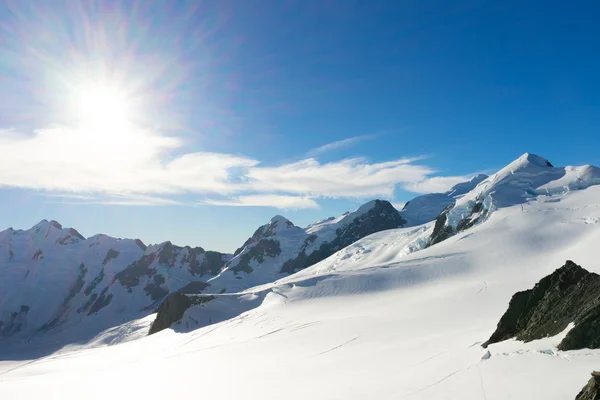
428, 153, 600, 246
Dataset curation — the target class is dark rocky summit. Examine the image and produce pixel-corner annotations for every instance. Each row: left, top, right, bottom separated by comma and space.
484, 260, 600, 351
576, 372, 600, 400
281, 200, 406, 273
148, 292, 214, 335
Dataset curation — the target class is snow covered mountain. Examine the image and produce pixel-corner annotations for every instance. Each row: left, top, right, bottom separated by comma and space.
428, 153, 600, 245
0, 198, 431, 342
3, 153, 600, 400
209, 199, 407, 293
0, 222, 231, 341
206, 178, 490, 295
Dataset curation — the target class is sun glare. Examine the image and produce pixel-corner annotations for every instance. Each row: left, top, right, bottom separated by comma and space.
70, 81, 133, 132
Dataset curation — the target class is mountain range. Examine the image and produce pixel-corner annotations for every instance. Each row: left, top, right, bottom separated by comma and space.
0, 172, 486, 342
2, 153, 600, 399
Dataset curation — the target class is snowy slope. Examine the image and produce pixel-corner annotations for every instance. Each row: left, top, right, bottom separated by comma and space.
2, 165, 600, 399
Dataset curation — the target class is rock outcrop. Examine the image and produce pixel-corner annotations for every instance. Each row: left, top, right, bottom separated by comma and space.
576, 372, 600, 400
148, 292, 215, 335
484, 261, 600, 350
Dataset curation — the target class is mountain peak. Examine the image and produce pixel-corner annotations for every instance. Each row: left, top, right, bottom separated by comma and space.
512, 153, 554, 170
50, 220, 63, 229
269, 215, 294, 228
32, 219, 63, 231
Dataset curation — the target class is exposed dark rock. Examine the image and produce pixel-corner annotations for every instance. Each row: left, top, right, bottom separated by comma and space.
428, 207, 454, 247
200, 251, 225, 275
32, 249, 43, 260
281, 200, 406, 274
113, 253, 157, 288
576, 373, 600, 400
184, 247, 225, 277
56, 228, 85, 245
50, 220, 62, 229
484, 261, 600, 351
428, 201, 488, 247
87, 287, 113, 315
0, 304, 30, 337
158, 242, 174, 265
178, 281, 210, 294
546, 160, 555, 168
232, 239, 281, 274
233, 218, 291, 257
135, 239, 147, 251
144, 274, 169, 301
79, 293, 98, 314
148, 293, 214, 335
84, 268, 104, 296
102, 249, 120, 265
335, 200, 406, 246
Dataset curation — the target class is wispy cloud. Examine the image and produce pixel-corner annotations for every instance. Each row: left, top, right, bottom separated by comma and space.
42, 193, 184, 206
201, 194, 318, 209
0, 127, 475, 209
307, 134, 375, 156
246, 156, 433, 198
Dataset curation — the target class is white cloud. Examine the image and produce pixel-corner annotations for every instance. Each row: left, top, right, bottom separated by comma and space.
402, 176, 471, 194
0, 126, 257, 195
246, 156, 434, 198
0, 127, 475, 209
201, 195, 318, 209
307, 134, 374, 156
57, 194, 185, 206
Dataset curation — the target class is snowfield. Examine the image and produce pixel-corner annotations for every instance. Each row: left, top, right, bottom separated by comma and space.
2, 155, 600, 399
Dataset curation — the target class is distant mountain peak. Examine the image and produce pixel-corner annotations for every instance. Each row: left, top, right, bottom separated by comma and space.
31, 219, 63, 232
509, 153, 554, 171
50, 220, 62, 229
269, 215, 294, 228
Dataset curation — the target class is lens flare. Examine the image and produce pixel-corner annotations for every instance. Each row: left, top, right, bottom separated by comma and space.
70, 81, 132, 131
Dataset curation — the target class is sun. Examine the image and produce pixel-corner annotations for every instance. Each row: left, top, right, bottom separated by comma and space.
70, 81, 134, 132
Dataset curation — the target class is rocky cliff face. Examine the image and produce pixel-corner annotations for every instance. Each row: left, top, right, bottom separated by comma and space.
484, 260, 600, 351
148, 292, 214, 335
576, 373, 600, 400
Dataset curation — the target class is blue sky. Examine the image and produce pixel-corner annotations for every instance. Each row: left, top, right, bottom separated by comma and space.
0, 0, 599, 252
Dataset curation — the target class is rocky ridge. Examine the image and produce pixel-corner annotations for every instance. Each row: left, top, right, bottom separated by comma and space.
485, 260, 600, 351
